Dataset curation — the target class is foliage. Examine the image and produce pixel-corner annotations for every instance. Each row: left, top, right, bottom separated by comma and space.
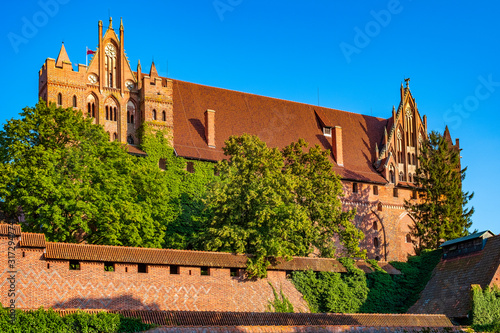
267, 283, 294, 313
470, 285, 500, 328
291, 250, 442, 314
405, 130, 474, 253
0, 102, 171, 248
292, 258, 368, 313
0, 306, 154, 333
361, 249, 442, 313
139, 123, 218, 250
202, 134, 361, 278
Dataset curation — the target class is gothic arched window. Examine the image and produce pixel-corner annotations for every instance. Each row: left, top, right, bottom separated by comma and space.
72, 95, 77, 108
152, 109, 157, 120
127, 101, 136, 124
162, 110, 166, 121
57, 93, 62, 106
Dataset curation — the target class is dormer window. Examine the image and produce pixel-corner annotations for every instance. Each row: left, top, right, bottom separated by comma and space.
323, 127, 332, 137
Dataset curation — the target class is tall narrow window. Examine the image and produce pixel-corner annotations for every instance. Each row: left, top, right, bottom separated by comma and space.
106, 106, 109, 120
352, 183, 358, 193
152, 109, 157, 120
408, 174, 412, 183
399, 172, 404, 182
127, 101, 136, 125
389, 164, 395, 184
393, 188, 399, 198
373, 185, 379, 195
113, 132, 117, 141
127, 111, 130, 123
373, 221, 378, 230
374, 237, 379, 248
412, 154, 416, 165
113, 107, 117, 121
406, 234, 412, 243
86, 95, 97, 119
162, 110, 166, 121
186, 161, 195, 173
104, 43, 117, 88
57, 93, 62, 106
72, 95, 77, 108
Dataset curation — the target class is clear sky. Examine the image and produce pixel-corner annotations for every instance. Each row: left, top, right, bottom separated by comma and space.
1, 1, 498, 234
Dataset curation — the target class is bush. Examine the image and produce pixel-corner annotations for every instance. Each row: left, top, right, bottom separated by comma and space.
291, 250, 442, 314
471, 284, 500, 329
0, 306, 155, 333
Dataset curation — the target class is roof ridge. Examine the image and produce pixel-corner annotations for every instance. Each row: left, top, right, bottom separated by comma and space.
171, 79, 387, 122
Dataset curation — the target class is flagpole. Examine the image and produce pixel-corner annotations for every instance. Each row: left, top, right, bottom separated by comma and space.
86, 47, 88, 67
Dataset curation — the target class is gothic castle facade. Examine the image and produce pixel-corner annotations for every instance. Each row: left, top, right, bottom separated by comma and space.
38, 18, 460, 262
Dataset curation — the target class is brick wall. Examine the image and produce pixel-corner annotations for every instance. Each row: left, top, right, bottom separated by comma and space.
0, 236, 308, 312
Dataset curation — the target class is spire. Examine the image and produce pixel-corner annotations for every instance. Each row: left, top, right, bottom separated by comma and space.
55, 42, 71, 67
120, 17, 123, 30
109, 17, 113, 29
149, 61, 159, 78
443, 125, 453, 146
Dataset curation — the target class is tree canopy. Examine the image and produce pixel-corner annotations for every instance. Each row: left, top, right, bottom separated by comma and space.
405, 130, 474, 252
0, 101, 173, 247
202, 134, 363, 278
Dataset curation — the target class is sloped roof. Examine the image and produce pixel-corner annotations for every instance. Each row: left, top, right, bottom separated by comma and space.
172, 79, 389, 183
440, 230, 494, 248
55, 43, 71, 67
408, 234, 500, 318
19, 232, 46, 248
42, 309, 453, 327
0, 223, 21, 236
43, 241, 399, 274
0, 225, 398, 274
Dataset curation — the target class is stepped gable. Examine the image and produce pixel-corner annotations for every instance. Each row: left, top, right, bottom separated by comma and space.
408, 233, 500, 319
172, 79, 388, 183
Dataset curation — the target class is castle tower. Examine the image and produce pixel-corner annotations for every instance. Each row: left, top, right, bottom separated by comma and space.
39, 18, 173, 146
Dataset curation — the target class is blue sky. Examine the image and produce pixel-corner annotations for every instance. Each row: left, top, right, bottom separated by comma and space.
1, 1, 498, 234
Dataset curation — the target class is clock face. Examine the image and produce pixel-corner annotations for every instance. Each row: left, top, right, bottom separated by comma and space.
88, 74, 98, 84
105, 44, 116, 57
125, 81, 135, 90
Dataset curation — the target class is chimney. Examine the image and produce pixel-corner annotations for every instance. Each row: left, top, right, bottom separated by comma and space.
332, 126, 343, 167
205, 109, 216, 148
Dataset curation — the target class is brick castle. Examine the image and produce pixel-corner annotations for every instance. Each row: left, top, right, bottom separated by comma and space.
38, 18, 460, 262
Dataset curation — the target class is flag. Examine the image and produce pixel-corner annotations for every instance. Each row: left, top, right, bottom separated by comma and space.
87, 48, 95, 55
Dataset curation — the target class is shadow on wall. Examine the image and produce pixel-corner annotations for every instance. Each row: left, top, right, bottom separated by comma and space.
342, 180, 387, 261
54, 294, 161, 311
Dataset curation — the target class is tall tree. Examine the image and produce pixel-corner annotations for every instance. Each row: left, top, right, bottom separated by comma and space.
405, 130, 474, 252
202, 134, 363, 278
0, 101, 171, 247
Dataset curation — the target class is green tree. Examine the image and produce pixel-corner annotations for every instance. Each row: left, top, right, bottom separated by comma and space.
139, 124, 218, 250
405, 130, 474, 252
202, 134, 362, 278
0, 101, 170, 247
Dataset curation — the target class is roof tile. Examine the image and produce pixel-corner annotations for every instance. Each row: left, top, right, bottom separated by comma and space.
172, 80, 388, 183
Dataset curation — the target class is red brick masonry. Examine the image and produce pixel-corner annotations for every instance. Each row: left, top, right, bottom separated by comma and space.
0, 227, 399, 313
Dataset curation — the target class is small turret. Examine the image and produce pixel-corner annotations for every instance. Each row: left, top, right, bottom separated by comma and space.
55, 42, 71, 68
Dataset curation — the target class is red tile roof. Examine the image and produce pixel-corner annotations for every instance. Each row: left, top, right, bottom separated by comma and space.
172, 80, 389, 183
19, 232, 46, 248
41, 309, 453, 327
126, 144, 147, 156
43, 241, 399, 274
0, 226, 398, 274
408, 234, 500, 318
0, 223, 21, 236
